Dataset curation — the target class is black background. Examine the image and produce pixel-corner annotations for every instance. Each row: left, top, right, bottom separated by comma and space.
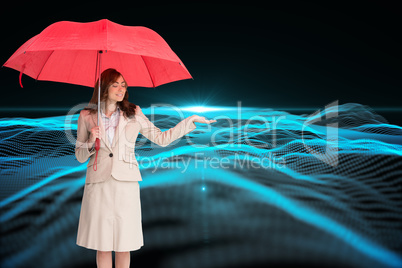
0, 2, 401, 268
1, 1, 401, 124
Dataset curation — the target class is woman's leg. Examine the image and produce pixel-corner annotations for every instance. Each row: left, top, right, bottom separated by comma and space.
115, 251, 130, 268
96, 251, 112, 268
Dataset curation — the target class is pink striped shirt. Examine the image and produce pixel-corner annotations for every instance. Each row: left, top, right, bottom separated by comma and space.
101, 106, 121, 146
88, 106, 120, 153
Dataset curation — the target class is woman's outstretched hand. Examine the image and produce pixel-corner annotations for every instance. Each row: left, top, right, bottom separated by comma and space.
192, 115, 217, 124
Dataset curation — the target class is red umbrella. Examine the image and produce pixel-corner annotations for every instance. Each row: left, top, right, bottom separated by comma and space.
3, 19, 192, 88
3, 19, 193, 170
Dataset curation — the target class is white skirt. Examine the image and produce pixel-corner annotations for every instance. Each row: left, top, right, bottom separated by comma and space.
76, 175, 144, 252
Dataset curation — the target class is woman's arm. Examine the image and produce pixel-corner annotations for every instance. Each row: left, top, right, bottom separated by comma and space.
136, 105, 197, 147
75, 110, 96, 163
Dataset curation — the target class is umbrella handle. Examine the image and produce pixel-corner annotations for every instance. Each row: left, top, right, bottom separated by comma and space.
93, 138, 101, 171
19, 64, 26, 88
19, 71, 24, 88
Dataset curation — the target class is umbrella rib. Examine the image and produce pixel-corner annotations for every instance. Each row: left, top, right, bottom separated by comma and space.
140, 56, 155, 88
36, 50, 55, 80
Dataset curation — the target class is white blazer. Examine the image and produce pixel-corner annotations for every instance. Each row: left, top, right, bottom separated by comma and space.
75, 105, 197, 183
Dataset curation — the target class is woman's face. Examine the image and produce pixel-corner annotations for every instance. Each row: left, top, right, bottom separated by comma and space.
107, 75, 127, 103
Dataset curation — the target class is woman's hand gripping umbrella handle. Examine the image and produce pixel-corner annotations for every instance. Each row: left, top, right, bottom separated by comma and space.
89, 126, 101, 171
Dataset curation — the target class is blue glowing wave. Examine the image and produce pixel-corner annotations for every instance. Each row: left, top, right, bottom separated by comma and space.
0, 103, 401, 268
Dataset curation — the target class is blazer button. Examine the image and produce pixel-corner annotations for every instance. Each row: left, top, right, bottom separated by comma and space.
109, 153, 113, 157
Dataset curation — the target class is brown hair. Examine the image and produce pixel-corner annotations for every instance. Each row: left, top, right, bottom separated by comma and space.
83, 68, 137, 118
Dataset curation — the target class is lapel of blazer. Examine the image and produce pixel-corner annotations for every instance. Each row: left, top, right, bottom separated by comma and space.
90, 109, 130, 152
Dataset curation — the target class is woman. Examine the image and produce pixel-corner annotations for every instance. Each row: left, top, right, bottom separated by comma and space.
75, 68, 216, 268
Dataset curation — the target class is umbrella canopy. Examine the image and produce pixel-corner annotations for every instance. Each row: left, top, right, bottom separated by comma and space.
3, 19, 192, 88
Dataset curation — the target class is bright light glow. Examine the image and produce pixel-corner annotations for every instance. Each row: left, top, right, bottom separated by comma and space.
182, 106, 227, 113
